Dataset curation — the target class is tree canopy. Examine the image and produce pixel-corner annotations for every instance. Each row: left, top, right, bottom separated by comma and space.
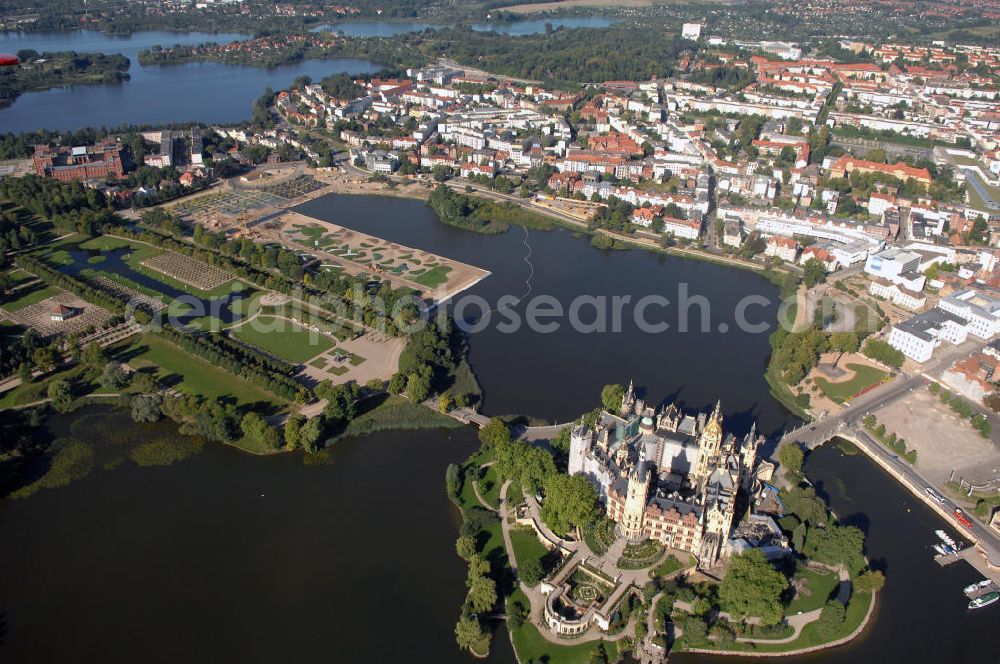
718, 549, 787, 625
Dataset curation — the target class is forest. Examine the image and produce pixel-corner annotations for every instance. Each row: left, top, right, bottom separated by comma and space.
0, 51, 130, 107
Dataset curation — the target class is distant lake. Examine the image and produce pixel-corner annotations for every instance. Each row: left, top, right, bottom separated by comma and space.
310, 21, 439, 37
310, 16, 618, 38
470, 17, 618, 35
0, 30, 381, 133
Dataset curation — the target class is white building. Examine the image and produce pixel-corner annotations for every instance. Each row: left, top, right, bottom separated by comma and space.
662, 217, 702, 240
868, 277, 926, 311
682, 23, 702, 41
887, 309, 968, 362
938, 289, 1000, 339
864, 247, 926, 292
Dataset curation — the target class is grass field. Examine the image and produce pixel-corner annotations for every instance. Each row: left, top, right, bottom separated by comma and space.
509, 526, 548, 571
0, 282, 61, 312
814, 363, 887, 404
412, 265, 452, 289
232, 316, 334, 363
786, 567, 840, 614
122, 333, 283, 407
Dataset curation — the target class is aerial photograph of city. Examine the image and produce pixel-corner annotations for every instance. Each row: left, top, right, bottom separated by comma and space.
1, 0, 999, 661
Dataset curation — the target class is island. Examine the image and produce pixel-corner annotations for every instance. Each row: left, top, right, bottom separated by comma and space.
0, 50, 130, 107
448, 384, 881, 662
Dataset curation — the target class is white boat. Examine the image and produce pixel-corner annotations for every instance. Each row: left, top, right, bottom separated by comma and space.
935, 530, 956, 547
965, 582, 981, 594
980, 580, 995, 589
934, 544, 949, 556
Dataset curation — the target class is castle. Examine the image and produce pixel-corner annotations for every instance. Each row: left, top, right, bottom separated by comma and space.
568, 381, 772, 566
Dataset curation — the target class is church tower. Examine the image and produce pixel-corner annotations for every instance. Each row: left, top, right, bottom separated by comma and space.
620, 452, 650, 541
740, 423, 760, 491
620, 379, 636, 416
692, 401, 724, 487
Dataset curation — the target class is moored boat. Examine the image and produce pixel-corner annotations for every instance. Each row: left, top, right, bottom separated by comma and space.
968, 591, 1000, 609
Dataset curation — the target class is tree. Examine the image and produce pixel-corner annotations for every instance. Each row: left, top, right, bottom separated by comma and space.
778, 443, 804, 476
854, 569, 885, 593
468, 574, 497, 613
32, 346, 57, 372
241, 412, 281, 450
299, 416, 324, 453
540, 473, 600, 536
130, 394, 163, 423
828, 332, 859, 366
47, 378, 74, 413
862, 338, 904, 369
99, 361, 129, 391
506, 596, 528, 630
806, 524, 865, 572
456, 535, 477, 561
479, 417, 511, 448
388, 372, 407, 394
406, 370, 432, 403
454, 613, 483, 649
600, 383, 625, 411
284, 413, 306, 449
803, 257, 827, 287
718, 549, 787, 625
438, 394, 453, 414
519, 557, 544, 587
782, 486, 828, 526
446, 463, 461, 502
814, 600, 846, 640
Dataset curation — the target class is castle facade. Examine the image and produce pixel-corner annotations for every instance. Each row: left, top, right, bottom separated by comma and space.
568, 381, 768, 565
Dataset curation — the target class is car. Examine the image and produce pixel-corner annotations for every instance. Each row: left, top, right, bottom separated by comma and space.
954, 508, 973, 529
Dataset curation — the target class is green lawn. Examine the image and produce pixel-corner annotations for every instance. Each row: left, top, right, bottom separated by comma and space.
0, 282, 61, 311
412, 264, 452, 289
477, 464, 502, 509
79, 235, 135, 250
232, 316, 334, 364
509, 526, 548, 570
122, 333, 283, 407
786, 567, 840, 614
649, 554, 686, 579
814, 363, 888, 404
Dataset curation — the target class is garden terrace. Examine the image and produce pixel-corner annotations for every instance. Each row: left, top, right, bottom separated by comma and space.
140, 251, 236, 292
0, 288, 113, 339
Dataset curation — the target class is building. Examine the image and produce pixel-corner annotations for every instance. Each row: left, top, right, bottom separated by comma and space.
661, 216, 701, 240
864, 247, 926, 292
568, 383, 768, 566
887, 309, 969, 362
32, 140, 127, 181
829, 156, 932, 188
940, 353, 999, 404
723, 217, 743, 248
682, 23, 702, 41
764, 236, 798, 262
49, 304, 77, 322
937, 289, 1000, 339
868, 277, 926, 311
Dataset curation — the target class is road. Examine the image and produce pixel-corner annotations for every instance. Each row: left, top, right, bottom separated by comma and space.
778, 337, 1000, 566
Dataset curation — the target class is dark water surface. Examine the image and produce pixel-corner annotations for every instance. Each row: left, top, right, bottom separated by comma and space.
0, 30, 380, 132
294, 193, 794, 437
0, 408, 514, 663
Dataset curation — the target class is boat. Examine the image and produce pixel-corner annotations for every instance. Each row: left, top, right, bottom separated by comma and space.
968, 591, 1000, 609
935, 530, 956, 546
935, 544, 949, 556
965, 582, 982, 595
980, 580, 995, 589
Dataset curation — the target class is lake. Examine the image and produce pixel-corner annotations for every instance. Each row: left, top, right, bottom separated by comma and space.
294, 193, 793, 436
0, 30, 381, 132
309, 17, 618, 38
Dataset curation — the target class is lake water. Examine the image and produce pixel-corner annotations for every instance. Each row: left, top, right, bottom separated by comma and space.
309, 17, 618, 38
0, 30, 381, 132
470, 17, 619, 35
0, 194, 993, 662
294, 193, 794, 436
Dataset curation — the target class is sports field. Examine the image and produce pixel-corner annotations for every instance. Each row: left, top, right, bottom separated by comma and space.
232, 316, 334, 364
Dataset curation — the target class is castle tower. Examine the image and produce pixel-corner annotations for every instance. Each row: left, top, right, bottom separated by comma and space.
620, 452, 650, 541
568, 422, 594, 476
692, 401, 724, 487
740, 423, 760, 490
620, 379, 636, 416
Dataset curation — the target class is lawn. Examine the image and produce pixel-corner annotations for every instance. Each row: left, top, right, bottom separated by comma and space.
509, 526, 548, 570
79, 235, 136, 250
786, 567, 840, 614
814, 363, 887, 404
0, 282, 61, 311
649, 554, 687, 579
477, 464, 503, 510
122, 333, 283, 407
232, 316, 334, 364
412, 264, 452, 289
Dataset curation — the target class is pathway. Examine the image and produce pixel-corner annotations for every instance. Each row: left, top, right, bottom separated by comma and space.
471, 462, 499, 512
